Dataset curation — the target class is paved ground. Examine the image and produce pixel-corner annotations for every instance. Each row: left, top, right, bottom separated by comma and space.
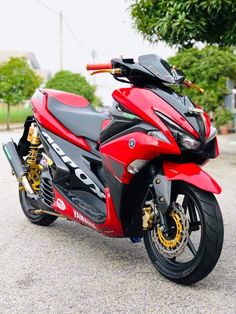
0, 130, 236, 314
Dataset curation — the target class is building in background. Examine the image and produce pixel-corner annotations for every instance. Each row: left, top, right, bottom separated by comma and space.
0, 50, 51, 83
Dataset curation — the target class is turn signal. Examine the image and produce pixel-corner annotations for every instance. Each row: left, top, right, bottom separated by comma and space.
127, 159, 148, 174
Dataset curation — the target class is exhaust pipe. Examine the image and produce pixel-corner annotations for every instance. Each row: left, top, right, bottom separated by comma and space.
2, 141, 34, 194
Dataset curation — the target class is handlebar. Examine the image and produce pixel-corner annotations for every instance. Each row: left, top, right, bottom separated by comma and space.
85, 61, 204, 94
184, 79, 204, 94
89, 68, 122, 76
86, 63, 112, 71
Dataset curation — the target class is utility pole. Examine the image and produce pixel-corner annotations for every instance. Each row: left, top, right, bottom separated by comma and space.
59, 10, 63, 71
91, 49, 97, 84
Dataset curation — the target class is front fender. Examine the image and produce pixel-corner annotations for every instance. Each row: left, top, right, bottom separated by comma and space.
163, 161, 221, 194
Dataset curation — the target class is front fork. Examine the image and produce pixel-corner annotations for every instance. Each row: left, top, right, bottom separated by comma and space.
147, 165, 171, 233
145, 159, 221, 232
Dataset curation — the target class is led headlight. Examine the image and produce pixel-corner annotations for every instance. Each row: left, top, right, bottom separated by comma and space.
155, 111, 201, 150
167, 124, 201, 150
147, 130, 170, 143
178, 134, 201, 150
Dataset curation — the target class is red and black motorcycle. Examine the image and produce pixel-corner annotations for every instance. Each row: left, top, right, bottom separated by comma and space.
3, 54, 223, 284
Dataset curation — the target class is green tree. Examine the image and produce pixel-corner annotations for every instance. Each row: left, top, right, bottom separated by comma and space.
214, 106, 233, 129
46, 70, 102, 107
168, 46, 236, 112
130, 0, 236, 47
0, 57, 42, 130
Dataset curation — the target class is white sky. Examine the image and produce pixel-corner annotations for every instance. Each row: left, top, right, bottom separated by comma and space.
0, 0, 175, 104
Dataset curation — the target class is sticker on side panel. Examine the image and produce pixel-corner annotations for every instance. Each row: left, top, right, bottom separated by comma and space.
56, 198, 66, 211
73, 209, 96, 229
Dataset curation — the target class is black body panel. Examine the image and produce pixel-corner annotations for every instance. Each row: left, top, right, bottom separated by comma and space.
100, 101, 141, 143
103, 168, 124, 218
39, 127, 105, 189
18, 115, 35, 157
59, 187, 106, 223
100, 101, 153, 144
40, 170, 55, 209
152, 168, 171, 215
38, 126, 107, 224
100, 102, 162, 219
100, 119, 139, 143
149, 86, 205, 142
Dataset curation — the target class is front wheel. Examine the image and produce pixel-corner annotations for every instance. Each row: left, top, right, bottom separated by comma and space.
144, 182, 224, 285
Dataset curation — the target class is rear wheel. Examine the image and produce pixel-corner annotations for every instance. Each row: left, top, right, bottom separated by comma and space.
144, 182, 224, 285
19, 188, 58, 226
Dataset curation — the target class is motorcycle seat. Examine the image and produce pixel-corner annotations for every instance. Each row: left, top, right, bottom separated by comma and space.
46, 91, 110, 143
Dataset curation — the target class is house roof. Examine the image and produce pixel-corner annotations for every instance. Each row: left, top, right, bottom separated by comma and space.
0, 50, 41, 69
0, 50, 51, 81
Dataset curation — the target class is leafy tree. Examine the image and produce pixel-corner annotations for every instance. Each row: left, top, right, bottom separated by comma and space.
0, 57, 42, 130
46, 71, 102, 107
130, 0, 236, 47
168, 46, 236, 112
214, 106, 233, 128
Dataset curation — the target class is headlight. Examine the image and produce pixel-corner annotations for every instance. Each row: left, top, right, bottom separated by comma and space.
155, 111, 201, 150
167, 124, 201, 150
178, 133, 201, 150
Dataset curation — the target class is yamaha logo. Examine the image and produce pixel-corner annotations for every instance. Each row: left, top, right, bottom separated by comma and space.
129, 139, 136, 149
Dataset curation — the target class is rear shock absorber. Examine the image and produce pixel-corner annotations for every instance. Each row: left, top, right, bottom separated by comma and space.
25, 123, 42, 192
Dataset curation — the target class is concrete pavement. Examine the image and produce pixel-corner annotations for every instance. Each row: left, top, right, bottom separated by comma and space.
217, 133, 236, 155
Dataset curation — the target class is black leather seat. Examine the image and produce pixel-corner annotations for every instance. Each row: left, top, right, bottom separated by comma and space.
48, 97, 110, 142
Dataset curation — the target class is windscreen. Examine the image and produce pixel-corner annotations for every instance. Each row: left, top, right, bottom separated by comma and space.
138, 54, 180, 84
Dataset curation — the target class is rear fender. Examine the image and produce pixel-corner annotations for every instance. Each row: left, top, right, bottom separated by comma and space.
163, 161, 221, 194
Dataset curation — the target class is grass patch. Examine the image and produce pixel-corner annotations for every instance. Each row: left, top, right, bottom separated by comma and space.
0, 104, 32, 124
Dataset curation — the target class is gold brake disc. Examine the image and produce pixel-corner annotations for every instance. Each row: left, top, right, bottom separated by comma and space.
154, 203, 189, 259
157, 211, 183, 249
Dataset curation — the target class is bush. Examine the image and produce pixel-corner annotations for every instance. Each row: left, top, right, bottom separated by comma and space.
45, 71, 102, 108
168, 46, 236, 113
214, 107, 233, 129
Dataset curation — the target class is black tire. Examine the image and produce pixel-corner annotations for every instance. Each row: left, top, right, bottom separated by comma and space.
19, 189, 58, 226
144, 182, 224, 285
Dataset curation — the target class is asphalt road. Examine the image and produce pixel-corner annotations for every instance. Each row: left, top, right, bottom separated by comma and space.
0, 130, 236, 314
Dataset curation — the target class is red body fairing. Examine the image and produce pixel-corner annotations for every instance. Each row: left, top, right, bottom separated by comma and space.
52, 187, 124, 237
163, 161, 221, 194
113, 88, 200, 139
100, 131, 180, 184
31, 89, 91, 152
